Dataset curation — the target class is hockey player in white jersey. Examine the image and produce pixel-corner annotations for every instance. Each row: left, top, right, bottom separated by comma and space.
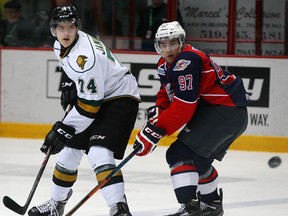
28, 5, 141, 216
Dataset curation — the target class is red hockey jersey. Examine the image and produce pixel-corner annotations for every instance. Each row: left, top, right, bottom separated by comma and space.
155, 44, 250, 135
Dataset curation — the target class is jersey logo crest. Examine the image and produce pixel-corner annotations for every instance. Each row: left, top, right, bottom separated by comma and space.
173, 59, 191, 71
76, 55, 88, 70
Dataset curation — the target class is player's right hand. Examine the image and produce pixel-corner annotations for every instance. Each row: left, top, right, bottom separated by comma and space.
40, 121, 75, 154
134, 122, 165, 156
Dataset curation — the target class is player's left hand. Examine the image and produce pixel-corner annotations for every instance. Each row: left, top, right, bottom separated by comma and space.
134, 122, 165, 156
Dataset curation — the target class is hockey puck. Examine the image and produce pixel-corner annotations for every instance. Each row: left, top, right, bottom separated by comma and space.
268, 156, 282, 168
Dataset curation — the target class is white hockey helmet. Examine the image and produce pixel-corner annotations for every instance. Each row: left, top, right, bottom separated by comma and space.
154, 21, 186, 54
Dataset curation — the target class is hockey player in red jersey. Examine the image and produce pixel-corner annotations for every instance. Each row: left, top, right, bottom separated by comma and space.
134, 21, 249, 216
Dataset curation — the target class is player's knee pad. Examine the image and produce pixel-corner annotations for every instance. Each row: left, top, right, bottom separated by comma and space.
166, 139, 196, 167
88, 145, 115, 172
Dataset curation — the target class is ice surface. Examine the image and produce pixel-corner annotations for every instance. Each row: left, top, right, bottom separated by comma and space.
1, 138, 287, 216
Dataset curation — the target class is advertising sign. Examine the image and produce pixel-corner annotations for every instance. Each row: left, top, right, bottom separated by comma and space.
1, 50, 288, 137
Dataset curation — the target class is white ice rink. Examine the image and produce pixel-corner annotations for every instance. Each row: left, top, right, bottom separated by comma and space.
1, 137, 288, 216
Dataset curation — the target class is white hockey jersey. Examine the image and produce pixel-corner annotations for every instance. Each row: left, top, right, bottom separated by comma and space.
53, 31, 141, 133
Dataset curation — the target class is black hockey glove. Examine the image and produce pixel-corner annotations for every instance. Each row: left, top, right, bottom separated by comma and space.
40, 121, 75, 155
61, 80, 77, 111
134, 122, 165, 156
147, 106, 164, 124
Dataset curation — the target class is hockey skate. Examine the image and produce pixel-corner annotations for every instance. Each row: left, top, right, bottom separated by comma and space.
109, 202, 132, 216
28, 189, 73, 216
164, 198, 201, 216
200, 188, 224, 216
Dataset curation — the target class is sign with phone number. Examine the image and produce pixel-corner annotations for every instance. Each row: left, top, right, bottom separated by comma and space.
179, 0, 285, 55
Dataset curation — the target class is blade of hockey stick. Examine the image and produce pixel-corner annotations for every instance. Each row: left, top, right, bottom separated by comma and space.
2, 105, 72, 215
3, 147, 51, 215
65, 144, 142, 216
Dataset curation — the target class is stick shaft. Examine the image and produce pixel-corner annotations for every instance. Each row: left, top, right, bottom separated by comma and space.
24, 147, 51, 206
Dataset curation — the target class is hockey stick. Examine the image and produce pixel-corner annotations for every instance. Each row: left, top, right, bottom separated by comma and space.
65, 144, 142, 216
2, 105, 72, 215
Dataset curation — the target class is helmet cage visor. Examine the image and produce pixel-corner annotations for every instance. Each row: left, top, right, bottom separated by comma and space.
154, 35, 185, 54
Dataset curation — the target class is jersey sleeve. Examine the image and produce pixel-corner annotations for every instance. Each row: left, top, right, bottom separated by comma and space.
156, 96, 197, 135
63, 106, 94, 134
